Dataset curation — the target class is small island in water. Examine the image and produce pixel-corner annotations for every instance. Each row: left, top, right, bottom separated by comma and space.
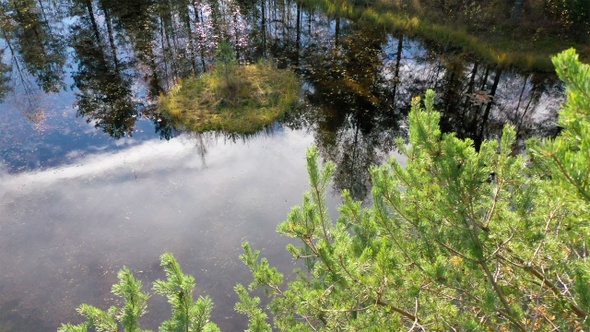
159, 59, 300, 134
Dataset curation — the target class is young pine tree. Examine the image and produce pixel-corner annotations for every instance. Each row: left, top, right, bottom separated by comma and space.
236, 49, 590, 330
59, 254, 218, 332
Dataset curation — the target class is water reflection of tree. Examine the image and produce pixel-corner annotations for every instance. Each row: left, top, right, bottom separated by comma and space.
291, 22, 405, 201
1, 0, 563, 160
70, 0, 137, 139
0, 0, 65, 93
427, 49, 561, 149
385, 39, 562, 150
0, 48, 12, 102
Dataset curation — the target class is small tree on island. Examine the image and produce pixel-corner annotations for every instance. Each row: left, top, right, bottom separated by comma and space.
214, 41, 239, 96
61, 49, 590, 331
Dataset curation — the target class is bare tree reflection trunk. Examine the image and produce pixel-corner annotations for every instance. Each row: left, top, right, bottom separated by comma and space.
515, 74, 529, 112
335, 17, 340, 46
476, 68, 502, 147
2, 31, 32, 94
181, 0, 198, 73
81, 0, 100, 43
480, 65, 490, 90
261, 0, 267, 56
391, 35, 403, 105
100, 1, 120, 71
295, 2, 301, 66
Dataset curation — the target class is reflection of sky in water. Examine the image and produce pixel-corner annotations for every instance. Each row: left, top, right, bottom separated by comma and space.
0, 129, 342, 331
0, 81, 160, 173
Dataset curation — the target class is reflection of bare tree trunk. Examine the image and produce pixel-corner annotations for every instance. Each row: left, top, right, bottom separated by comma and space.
466, 62, 478, 94
308, 7, 312, 35
465, 62, 479, 130
139, 30, 163, 97
181, 0, 198, 73
391, 35, 402, 105
36, 0, 49, 24
476, 68, 502, 147
83, 0, 108, 71
233, 10, 240, 60
515, 74, 528, 112
281, 1, 291, 43
261, 0, 267, 56
3, 31, 31, 93
210, 0, 222, 39
295, 2, 301, 66
480, 65, 490, 90
349, 121, 360, 198
432, 57, 443, 91
159, 18, 171, 87
335, 17, 340, 46
192, 1, 200, 23
193, 6, 207, 72
444, 70, 457, 113
516, 80, 537, 134
166, 10, 180, 63
162, 13, 179, 79
100, 2, 120, 71
84, 0, 101, 43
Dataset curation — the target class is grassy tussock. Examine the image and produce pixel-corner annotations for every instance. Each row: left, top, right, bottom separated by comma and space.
160, 60, 300, 134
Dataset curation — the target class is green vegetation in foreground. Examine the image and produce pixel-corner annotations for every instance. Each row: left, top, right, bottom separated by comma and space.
159, 59, 300, 135
299, 0, 590, 72
61, 49, 590, 330
58, 254, 219, 332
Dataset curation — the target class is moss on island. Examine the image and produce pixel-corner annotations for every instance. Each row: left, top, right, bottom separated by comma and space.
160, 60, 300, 135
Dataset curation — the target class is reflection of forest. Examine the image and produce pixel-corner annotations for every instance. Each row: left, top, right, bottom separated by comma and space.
0, 0, 562, 200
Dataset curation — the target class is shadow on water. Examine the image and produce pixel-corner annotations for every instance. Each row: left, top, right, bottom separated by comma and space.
0, 0, 565, 330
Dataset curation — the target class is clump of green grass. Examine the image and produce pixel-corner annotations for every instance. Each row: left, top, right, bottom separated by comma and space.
160, 60, 300, 134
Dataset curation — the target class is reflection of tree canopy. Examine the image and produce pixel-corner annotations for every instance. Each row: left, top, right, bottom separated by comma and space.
293, 22, 405, 201
0, 0, 563, 162
427, 50, 561, 149
0, 48, 11, 101
70, 2, 137, 139
0, 0, 65, 93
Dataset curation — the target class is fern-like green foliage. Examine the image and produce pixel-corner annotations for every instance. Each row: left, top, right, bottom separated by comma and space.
59, 254, 218, 332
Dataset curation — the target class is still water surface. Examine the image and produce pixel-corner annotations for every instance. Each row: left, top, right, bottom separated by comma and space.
1, 126, 325, 330
0, 0, 564, 330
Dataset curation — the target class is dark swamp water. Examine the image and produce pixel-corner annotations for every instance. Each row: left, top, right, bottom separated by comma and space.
0, 0, 565, 330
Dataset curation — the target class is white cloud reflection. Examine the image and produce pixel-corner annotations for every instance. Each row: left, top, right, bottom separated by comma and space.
0, 129, 319, 331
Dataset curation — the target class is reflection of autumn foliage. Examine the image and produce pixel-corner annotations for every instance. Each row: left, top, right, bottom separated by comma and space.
467, 90, 493, 106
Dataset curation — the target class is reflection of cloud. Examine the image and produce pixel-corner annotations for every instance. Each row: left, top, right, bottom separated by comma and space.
0, 137, 174, 195
0, 128, 319, 331
3, 129, 315, 193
